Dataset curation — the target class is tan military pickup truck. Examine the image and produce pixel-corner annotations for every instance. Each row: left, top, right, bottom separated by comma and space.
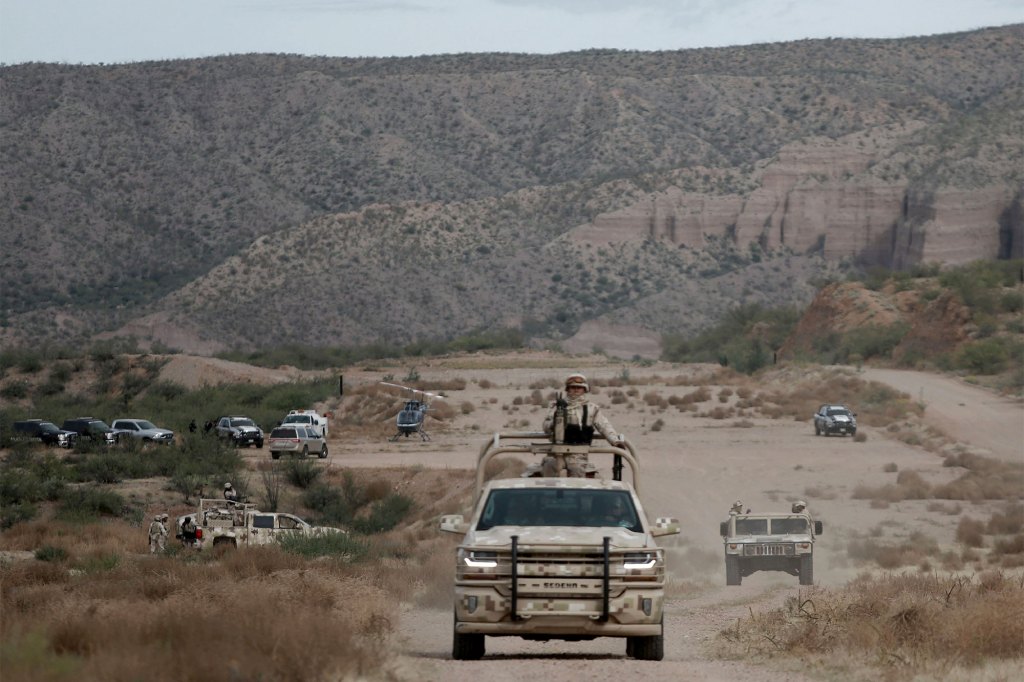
440, 432, 679, 661
177, 499, 342, 550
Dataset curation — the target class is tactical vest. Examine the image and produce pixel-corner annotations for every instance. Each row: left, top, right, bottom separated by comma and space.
563, 405, 595, 445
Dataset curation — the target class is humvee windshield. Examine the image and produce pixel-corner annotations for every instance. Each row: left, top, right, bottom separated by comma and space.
477, 489, 641, 532
735, 517, 809, 535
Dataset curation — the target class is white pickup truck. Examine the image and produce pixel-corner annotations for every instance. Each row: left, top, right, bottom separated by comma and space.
280, 409, 329, 438
176, 499, 342, 550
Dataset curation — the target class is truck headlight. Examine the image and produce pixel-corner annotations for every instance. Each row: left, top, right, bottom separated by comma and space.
463, 550, 498, 568
623, 552, 657, 570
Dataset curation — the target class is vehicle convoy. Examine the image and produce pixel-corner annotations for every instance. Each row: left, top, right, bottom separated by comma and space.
111, 418, 175, 445
175, 499, 343, 550
813, 404, 857, 437
440, 432, 679, 661
11, 419, 78, 448
720, 509, 823, 586
214, 416, 264, 448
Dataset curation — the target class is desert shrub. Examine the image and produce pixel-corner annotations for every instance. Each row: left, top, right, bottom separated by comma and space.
846, 532, 940, 568
284, 458, 323, 488
956, 517, 986, 547
992, 534, 1024, 556
278, 532, 368, 560
717, 572, 1024, 671
1, 381, 29, 399
34, 545, 69, 563
56, 488, 127, 522
304, 482, 352, 525
0, 468, 47, 506
350, 494, 414, 534
853, 470, 931, 502
987, 504, 1024, 535
1, 503, 38, 529
650, 418, 665, 432
841, 322, 909, 361
955, 338, 1010, 374
882, 462, 898, 473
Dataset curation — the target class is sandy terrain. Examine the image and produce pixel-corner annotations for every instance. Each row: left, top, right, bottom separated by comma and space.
226, 356, 1020, 681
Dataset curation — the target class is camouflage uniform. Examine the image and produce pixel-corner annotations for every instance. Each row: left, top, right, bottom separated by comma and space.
542, 373, 622, 477
224, 482, 238, 502
148, 515, 168, 553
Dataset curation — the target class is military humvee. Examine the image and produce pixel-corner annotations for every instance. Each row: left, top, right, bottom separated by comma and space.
720, 511, 822, 585
177, 499, 343, 550
440, 432, 679, 661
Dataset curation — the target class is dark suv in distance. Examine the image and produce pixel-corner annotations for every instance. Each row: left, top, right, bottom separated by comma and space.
61, 417, 125, 445
12, 419, 78, 448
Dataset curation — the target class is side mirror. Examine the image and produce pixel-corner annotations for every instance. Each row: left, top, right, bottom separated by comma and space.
815, 521, 823, 535
439, 514, 469, 534
651, 517, 680, 537
720, 521, 729, 537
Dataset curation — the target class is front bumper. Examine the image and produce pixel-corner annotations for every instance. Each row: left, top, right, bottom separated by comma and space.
453, 583, 664, 636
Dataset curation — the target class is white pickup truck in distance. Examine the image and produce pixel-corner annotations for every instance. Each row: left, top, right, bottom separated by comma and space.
281, 410, 329, 437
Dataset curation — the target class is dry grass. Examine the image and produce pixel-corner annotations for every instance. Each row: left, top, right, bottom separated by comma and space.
716, 572, 1024, 678
1, 549, 396, 682
716, 569, 1024, 675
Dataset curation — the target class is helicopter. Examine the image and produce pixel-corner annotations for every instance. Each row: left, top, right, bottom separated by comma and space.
380, 382, 446, 442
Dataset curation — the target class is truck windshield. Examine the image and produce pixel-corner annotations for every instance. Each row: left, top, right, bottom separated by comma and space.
735, 518, 769, 535
771, 518, 809, 534
477, 489, 641, 532
231, 419, 255, 427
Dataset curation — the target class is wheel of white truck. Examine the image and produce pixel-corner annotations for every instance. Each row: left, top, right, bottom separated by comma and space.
302, 446, 309, 458
814, 422, 821, 436
451, 614, 484, 660
629, 616, 664, 661
799, 554, 814, 585
319, 445, 328, 459
725, 554, 741, 585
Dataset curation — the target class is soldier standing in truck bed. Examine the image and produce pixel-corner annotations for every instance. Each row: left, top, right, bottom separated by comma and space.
541, 373, 623, 477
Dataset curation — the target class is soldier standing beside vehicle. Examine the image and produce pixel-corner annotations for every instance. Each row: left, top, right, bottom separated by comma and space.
541, 373, 623, 477
223, 482, 238, 502
148, 514, 168, 553
181, 516, 198, 548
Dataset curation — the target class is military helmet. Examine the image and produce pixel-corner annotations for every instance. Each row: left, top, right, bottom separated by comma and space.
792, 500, 807, 512
161, 513, 169, 520
153, 515, 161, 521
565, 373, 589, 391
224, 482, 233, 490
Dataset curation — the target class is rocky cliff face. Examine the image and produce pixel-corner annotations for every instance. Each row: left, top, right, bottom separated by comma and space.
570, 129, 1023, 267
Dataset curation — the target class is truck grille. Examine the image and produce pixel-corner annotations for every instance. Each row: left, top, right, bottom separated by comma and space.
744, 543, 794, 556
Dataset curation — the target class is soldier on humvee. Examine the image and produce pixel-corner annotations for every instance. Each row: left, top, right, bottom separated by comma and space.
541, 373, 623, 477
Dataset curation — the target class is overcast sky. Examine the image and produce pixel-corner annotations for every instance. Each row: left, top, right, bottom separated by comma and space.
1, 0, 1022, 65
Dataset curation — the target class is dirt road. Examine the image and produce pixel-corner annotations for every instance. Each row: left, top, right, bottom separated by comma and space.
310, 359, 1022, 681
861, 368, 1023, 463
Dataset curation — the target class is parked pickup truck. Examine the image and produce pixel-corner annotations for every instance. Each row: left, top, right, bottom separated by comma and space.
176, 499, 343, 550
